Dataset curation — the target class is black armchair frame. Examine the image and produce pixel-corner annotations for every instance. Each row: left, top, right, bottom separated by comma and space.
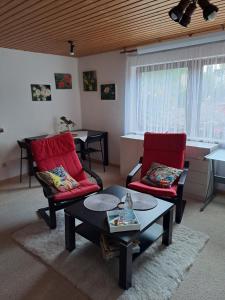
126, 158, 189, 224
34, 164, 103, 229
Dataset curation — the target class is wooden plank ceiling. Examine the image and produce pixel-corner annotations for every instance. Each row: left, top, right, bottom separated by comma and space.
0, 0, 224, 57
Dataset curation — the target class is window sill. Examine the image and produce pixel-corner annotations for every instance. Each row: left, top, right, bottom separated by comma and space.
121, 134, 218, 152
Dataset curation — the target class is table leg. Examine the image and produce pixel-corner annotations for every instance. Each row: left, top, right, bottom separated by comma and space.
119, 242, 133, 289
103, 132, 109, 166
200, 160, 215, 212
162, 208, 173, 246
65, 212, 76, 251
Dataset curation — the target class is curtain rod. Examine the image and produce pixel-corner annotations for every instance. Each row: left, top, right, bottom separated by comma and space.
120, 25, 225, 55
120, 48, 137, 54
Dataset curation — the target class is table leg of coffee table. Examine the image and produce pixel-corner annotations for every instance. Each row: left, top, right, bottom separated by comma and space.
119, 242, 133, 289
162, 207, 173, 246
65, 212, 76, 251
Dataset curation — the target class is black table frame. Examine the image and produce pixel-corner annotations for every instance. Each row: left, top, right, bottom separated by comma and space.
64, 185, 174, 290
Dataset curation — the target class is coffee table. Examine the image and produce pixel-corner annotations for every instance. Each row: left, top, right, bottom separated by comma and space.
64, 185, 174, 289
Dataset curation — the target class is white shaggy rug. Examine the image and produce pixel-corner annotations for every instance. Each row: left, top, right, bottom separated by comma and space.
13, 212, 209, 300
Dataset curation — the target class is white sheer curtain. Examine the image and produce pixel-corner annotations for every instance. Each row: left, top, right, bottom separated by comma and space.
136, 62, 188, 134
125, 42, 225, 143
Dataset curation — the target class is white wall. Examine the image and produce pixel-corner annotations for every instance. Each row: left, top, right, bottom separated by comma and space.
79, 51, 126, 165
0, 48, 81, 180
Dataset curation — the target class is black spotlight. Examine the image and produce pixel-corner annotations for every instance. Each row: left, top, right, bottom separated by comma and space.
179, 1, 197, 27
68, 40, 75, 56
169, 0, 191, 22
198, 0, 219, 21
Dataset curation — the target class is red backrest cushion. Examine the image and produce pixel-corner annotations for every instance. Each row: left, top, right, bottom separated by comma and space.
31, 132, 86, 181
141, 132, 186, 178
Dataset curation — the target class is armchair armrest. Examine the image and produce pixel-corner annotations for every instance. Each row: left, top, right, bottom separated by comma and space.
126, 157, 143, 187
178, 161, 189, 186
82, 163, 103, 190
177, 160, 189, 198
33, 167, 54, 199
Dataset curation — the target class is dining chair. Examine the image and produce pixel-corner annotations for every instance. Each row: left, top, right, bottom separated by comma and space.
82, 134, 105, 172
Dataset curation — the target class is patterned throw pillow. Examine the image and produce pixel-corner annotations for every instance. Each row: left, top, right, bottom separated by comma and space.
141, 162, 183, 188
37, 166, 79, 192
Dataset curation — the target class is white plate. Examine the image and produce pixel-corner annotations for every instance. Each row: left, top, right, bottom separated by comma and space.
84, 194, 120, 211
121, 193, 158, 210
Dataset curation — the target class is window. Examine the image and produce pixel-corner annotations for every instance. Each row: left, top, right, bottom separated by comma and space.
199, 63, 225, 142
126, 57, 225, 143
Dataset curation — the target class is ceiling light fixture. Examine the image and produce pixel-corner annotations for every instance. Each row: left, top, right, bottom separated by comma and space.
179, 1, 197, 27
68, 40, 75, 56
198, 0, 219, 21
169, 0, 219, 26
169, 0, 191, 22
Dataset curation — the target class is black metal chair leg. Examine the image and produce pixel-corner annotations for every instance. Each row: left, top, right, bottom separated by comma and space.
29, 174, 31, 188
20, 149, 23, 183
88, 153, 92, 170
99, 139, 105, 172
84, 141, 92, 170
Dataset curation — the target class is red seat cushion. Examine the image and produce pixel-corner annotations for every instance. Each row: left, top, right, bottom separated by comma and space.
31, 132, 86, 182
128, 181, 177, 198
53, 179, 100, 202
141, 132, 186, 178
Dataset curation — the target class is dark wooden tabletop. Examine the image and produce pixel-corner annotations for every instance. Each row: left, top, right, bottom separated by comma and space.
65, 185, 174, 244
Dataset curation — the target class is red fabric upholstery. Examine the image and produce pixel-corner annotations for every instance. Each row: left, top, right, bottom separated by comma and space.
31, 132, 102, 228
53, 179, 100, 202
128, 181, 177, 198
31, 132, 86, 182
141, 132, 186, 178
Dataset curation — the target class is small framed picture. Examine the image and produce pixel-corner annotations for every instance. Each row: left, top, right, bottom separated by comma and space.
100, 84, 116, 100
31, 84, 51, 101
83, 71, 97, 91
55, 73, 72, 89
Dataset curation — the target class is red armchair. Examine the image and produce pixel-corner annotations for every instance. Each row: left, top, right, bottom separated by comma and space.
31, 132, 103, 229
126, 132, 189, 224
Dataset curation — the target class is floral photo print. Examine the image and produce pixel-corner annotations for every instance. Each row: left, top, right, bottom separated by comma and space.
55, 73, 72, 89
31, 84, 51, 101
100, 84, 116, 100
83, 71, 97, 91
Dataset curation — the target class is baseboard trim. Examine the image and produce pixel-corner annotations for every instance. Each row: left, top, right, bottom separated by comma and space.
0, 174, 21, 184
